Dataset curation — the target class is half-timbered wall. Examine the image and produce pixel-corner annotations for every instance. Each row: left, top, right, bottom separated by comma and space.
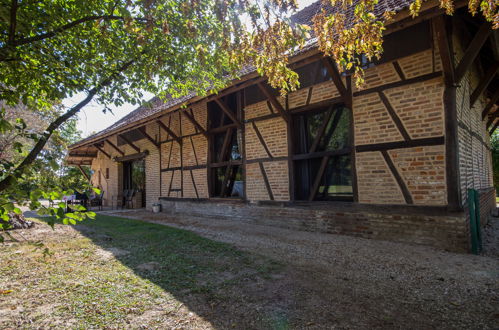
89, 121, 161, 209
85, 19, 494, 213
159, 102, 209, 199
453, 27, 494, 205
353, 49, 447, 205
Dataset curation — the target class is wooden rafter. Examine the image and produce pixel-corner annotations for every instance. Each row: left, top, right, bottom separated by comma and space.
118, 134, 140, 153
94, 144, 111, 159
257, 82, 289, 122
471, 62, 499, 108
308, 156, 329, 201
322, 57, 347, 97
68, 152, 97, 158
181, 110, 207, 137
432, 16, 455, 85
156, 119, 181, 143
258, 162, 274, 200
214, 98, 242, 127
482, 89, 499, 119
138, 126, 159, 148
455, 21, 492, 83
105, 139, 124, 156
77, 165, 91, 182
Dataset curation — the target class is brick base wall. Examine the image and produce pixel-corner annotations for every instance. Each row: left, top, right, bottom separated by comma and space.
159, 198, 469, 252
477, 187, 496, 226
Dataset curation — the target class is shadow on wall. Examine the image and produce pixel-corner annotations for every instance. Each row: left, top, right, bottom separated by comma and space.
70, 215, 314, 329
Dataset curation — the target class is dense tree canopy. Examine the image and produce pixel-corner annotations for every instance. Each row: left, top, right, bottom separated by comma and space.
0, 0, 497, 235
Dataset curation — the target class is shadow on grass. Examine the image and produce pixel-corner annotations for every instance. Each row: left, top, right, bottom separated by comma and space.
61, 214, 296, 328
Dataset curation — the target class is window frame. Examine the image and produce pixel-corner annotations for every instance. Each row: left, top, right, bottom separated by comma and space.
291, 104, 354, 202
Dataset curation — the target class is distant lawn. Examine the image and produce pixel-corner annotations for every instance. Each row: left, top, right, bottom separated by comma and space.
0, 215, 282, 328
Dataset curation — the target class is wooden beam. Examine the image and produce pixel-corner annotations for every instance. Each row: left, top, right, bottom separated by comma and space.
455, 21, 492, 83
138, 126, 159, 148
378, 91, 411, 141
77, 165, 91, 182
356, 136, 444, 152
353, 71, 442, 97
219, 164, 232, 197
251, 122, 273, 158
181, 110, 207, 137
189, 169, 199, 199
392, 61, 406, 80
214, 98, 242, 127
470, 62, 498, 108
68, 152, 97, 158
156, 119, 181, 143
257, 82, 289, 122
346, 75, 358, 203
308, 156, 329, 201
490, 121, 499, 135
486, 109, 499, 128
381, 150, 413, 204
118, 134, 140, 153
322, 57, 347, 97
481, 89, 499, 119
94, 144, 111, 159
258, 162, 274, 200
432, 16, 455, 85
105, 139, 124, 156
218, 128, 233, 163
444, 84, 462, 211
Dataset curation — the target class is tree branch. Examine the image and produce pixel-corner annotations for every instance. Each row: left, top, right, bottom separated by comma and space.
0, 58, 136, 192
13, 15, 134, 46
8, 0, 18, 45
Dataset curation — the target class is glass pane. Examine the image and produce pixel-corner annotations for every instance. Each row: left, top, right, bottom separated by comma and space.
322, 108, 350, 151
317, 156, 353, 200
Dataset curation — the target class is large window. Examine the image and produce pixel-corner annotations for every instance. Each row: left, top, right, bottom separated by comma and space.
208, 92, 244, 198
292, 106, 353, 201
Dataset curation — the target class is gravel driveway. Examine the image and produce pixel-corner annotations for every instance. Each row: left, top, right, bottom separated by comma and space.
102, 209, 499, 329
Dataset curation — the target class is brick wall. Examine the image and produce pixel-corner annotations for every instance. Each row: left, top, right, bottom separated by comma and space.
159, 198, 469, 252
354, 50, 447, 205
453, 30, 495, 208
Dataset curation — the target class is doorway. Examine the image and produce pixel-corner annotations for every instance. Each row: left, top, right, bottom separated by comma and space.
123, 158, 146, 208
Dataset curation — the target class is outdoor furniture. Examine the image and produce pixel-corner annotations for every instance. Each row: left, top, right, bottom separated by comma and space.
90, 191, 105, 211
73, 191, 88, 209
124, 189, 135, 209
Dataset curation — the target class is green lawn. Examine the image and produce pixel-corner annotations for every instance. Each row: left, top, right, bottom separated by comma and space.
0, 215, 282, 328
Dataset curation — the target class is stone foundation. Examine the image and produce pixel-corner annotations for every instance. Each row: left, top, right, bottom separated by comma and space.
159, 198, 469, 252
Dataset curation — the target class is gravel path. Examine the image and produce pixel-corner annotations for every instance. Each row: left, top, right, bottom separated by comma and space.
102, 210, 499, 329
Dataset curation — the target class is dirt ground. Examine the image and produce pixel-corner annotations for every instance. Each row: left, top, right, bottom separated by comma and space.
1, 211, 498, 329
99, 209, 499, 329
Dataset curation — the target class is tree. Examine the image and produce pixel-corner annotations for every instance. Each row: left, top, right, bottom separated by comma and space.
0, 0, 496, 233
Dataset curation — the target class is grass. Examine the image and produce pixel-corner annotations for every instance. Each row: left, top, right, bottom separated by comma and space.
0, 215, 282, 328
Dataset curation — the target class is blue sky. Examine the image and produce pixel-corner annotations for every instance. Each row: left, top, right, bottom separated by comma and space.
69, 0, 316, 138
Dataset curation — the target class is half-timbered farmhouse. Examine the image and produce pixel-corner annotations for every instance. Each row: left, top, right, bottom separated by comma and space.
67, 0, 498, 252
